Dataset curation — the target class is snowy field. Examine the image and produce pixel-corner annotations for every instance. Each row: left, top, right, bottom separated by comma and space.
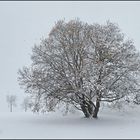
0, 105, 140, 139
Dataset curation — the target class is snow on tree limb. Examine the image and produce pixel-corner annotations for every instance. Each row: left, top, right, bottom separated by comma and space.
18, 19, 140, 118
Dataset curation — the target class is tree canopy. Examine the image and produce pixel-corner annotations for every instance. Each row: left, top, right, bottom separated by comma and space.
18, 19, 140, 118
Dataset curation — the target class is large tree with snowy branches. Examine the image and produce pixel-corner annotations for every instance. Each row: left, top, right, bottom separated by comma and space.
18, 19, 140, 118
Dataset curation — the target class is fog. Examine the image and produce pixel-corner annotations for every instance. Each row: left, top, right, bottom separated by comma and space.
0, 1, 140, 112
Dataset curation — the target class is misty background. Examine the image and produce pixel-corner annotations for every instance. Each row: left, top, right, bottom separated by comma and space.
0, 1, 140, 112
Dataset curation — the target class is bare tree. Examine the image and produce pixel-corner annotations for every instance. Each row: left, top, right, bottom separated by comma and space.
21, 97, 30, 112
6, 94, 17, 112
18, 19, 140, 118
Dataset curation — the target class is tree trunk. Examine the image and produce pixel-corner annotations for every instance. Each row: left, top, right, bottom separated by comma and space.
81, 99, 100, 118
10, 104, 12, 112
80, 93, 101, 118
81, 101, 94, 118
93, 100, 100, 118
81, 102, 90, 118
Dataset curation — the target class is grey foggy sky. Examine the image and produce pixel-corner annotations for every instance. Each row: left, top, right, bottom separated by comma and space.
0, 1, 140, 111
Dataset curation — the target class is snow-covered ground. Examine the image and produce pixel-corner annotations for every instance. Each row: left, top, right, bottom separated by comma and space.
0, 105, 140, 139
